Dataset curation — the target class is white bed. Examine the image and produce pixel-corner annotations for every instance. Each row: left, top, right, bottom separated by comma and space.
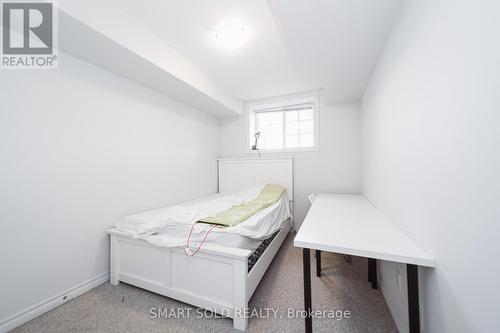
106, 157, 293, 330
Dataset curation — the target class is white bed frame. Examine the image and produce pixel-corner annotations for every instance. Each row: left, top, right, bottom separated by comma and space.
107, 157, 293, 330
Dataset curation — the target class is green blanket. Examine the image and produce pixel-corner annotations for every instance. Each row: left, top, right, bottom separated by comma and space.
199, 184, 286, 227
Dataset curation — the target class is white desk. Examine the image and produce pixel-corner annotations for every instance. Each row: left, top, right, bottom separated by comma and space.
294, 194, 435, 333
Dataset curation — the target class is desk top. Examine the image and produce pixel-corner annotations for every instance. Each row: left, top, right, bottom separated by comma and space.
294, 194, 435, 267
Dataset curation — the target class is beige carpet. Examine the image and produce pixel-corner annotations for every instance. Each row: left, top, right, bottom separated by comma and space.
12, 233, 397, 332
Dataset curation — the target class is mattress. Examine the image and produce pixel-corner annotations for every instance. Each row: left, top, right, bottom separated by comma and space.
112, 190, 291, 251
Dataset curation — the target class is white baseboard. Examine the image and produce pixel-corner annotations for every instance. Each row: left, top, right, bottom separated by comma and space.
0, 272, 109, 333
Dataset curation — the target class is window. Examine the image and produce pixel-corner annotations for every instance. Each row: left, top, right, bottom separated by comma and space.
248, 93, 319, 153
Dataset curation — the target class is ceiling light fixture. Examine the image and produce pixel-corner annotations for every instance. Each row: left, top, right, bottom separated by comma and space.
214, 19, 249, 50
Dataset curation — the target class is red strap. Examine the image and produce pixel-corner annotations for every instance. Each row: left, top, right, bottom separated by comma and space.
185, 223, 217, 256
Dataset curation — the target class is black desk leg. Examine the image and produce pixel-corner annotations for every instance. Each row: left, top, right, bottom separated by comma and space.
368, 259, 373, 283
316, 250, 321, 277
407, 264, 420, 333
303, 248, 312, 333
368, 258, 378, 289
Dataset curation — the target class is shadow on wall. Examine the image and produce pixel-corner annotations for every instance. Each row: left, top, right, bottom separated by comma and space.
57, 51, 218, 125
420, 267, 475, 333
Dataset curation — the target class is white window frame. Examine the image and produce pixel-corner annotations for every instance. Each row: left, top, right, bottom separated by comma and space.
246, 91, 320, 154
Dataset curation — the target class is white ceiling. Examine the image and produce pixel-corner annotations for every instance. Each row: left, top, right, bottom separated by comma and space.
270, 0, 403, 104
116, 0, 402, 104
58, 0, 244, 117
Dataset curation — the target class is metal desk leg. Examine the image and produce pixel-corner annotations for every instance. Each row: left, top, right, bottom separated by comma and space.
368, 259, 373, 283
316, 250, 321, 277
369, 258, 378, 289
407, 264, 420, 333
303, 248, 312, 333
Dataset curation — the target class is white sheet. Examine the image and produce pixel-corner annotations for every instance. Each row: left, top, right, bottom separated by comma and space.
144, 195, 291, 249
111, 185, 292, 249
114, 184, 266, 237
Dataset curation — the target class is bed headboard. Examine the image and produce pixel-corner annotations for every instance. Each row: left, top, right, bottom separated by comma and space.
218, 157, 294, 203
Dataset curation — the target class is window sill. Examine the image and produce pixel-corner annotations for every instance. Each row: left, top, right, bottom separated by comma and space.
246, 146, 319, 154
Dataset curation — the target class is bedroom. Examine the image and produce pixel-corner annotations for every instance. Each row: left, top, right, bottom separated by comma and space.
0, 0, 498, 332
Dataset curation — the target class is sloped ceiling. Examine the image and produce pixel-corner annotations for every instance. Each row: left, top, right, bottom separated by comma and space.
115, 0, 316, 101
58, 0, 244, 117
60, 0, 402, 117
269, 0, 402, 104
117, 0, 402, 104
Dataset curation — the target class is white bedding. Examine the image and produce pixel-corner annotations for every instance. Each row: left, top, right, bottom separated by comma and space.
111, 185, 292, 250
114, 184, 266, 236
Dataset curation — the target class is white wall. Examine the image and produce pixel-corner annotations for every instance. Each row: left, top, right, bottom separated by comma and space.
219, 97, 362, 226
0, 53, 220, 327
361, 0, 500, 332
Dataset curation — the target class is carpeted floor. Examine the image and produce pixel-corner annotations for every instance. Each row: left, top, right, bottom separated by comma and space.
12, 233, 397, 333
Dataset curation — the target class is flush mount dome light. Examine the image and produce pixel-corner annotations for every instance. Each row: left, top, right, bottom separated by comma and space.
214, 19, 249, 50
